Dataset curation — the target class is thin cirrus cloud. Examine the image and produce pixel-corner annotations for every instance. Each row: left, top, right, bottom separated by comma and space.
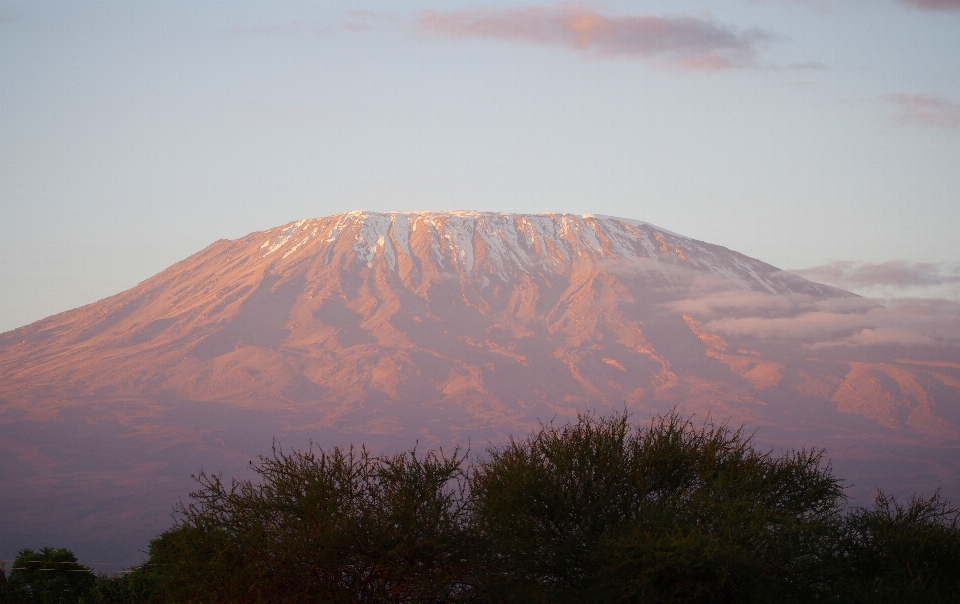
883, 94, 960, 130
898, 0, 960, 11
416, 6, 775, 70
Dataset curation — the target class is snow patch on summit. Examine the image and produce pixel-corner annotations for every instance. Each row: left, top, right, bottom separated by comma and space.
261, 220, 306, 257
252, 211, 837, 297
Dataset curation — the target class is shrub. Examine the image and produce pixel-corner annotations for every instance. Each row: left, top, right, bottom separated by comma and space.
468, 412, 846, 603
151, 445, 472, 604
147, 411, 960, 603
837, 490, 960, 603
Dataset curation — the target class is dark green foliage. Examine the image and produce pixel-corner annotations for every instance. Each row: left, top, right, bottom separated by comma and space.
1, 561, 8, 604
4, 547, 95, 604
151, 444, 472, 603
837, 490, 960, 603
10, 411, 960, 603
84, 562, 162, 604
0, 553, 159, 604
468, 412, 846, 603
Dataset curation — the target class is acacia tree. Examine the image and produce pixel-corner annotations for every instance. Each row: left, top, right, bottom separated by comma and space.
152, 445, 472, 604
467, 412, 847, 603
148, 412, 960, 603
837, 489, 960, 603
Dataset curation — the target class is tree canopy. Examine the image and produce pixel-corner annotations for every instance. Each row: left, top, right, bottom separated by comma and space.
4, 547, 95, 604
5, 411, 959, 603
145, 411, 960, 603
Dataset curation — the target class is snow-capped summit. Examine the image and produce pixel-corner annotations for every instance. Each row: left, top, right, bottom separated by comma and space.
250, 211, 838, 296
2, 211, 956, 566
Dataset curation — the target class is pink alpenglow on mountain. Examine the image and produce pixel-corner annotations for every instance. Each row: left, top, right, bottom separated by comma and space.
1, 211, 958, 566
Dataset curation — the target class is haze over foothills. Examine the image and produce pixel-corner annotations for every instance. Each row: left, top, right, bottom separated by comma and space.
2, 0, 960, 572
2, 0, 960, 333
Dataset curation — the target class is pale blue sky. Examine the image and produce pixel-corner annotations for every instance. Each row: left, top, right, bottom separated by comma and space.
2, 0, 959, 332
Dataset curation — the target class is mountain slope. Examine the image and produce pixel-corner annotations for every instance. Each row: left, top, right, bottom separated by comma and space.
0, 211, 844, 418
1, 211, 957, 567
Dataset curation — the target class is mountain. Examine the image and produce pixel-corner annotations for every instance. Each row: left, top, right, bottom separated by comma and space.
1, 210, 958, 567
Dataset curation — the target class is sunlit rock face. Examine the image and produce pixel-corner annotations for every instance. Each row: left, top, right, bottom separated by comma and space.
0, 211, 846, 425
1, 211, 958, 565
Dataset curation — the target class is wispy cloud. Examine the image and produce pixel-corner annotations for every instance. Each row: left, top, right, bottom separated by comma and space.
417, 6, 776, 70
883, 94, 960, 130
656, 265, 960, 350
898, 0, 960, 12
672, 290, 960, 350
712, 297, 960, 349
794, 260, 960, 289
792, 260, 960, 305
